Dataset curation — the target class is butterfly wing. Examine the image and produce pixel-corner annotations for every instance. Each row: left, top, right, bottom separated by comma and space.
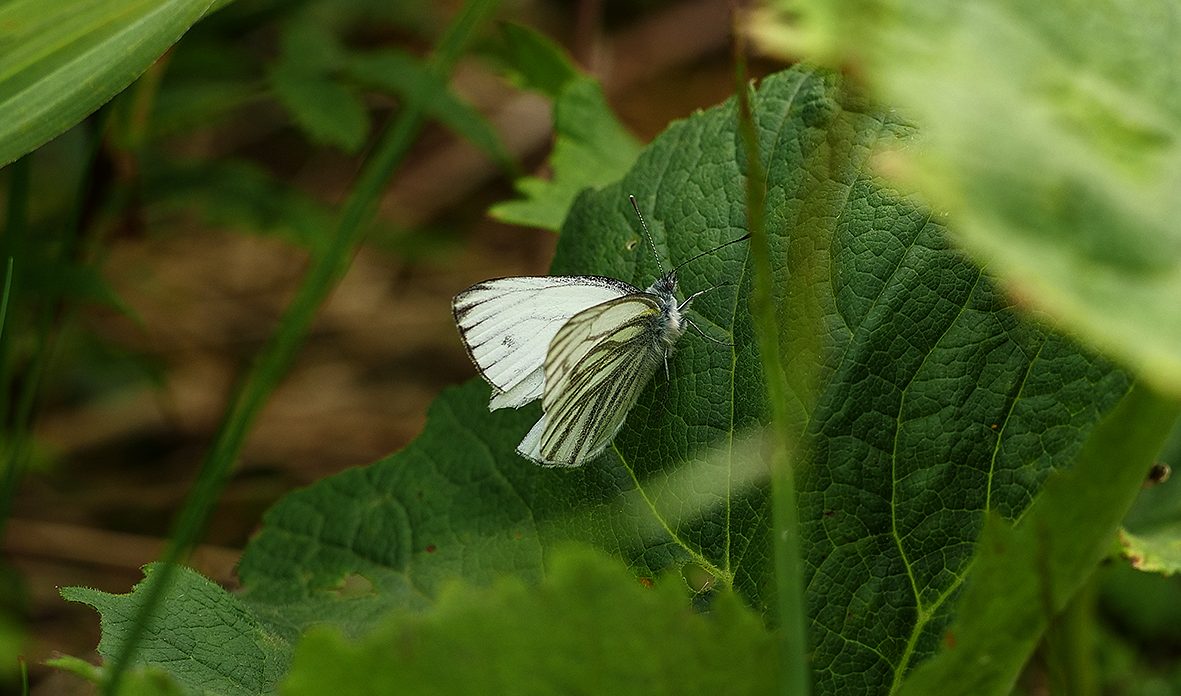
452, 276, 638, 409
517, 294, 668, 467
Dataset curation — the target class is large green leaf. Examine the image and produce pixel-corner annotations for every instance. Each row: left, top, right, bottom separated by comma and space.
238, 67, 1128, 686
0, 0, 214, 166
767, 0, 1181, 397
65, 67, 1130, 694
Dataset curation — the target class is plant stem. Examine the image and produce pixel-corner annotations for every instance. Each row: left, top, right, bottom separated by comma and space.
733, 42, 812, 696
101, 1, 500, 692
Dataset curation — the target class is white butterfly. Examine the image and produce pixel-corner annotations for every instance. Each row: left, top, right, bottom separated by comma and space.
453, 197, 747, 467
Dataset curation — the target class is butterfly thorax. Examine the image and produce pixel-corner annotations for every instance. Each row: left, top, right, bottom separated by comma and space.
646, 271, 684, 351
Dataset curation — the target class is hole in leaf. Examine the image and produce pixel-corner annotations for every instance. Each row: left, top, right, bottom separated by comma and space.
329, 573, 375, 599
681, 563, 717, 593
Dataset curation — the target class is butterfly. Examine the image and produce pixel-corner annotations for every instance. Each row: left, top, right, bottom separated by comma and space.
452, 196, 749, 467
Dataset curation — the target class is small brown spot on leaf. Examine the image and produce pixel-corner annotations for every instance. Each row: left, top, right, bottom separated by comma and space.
425, 544, 437, 553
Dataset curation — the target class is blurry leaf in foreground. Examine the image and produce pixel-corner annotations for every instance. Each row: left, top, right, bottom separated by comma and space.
0, 0, 214, 166
280, 546, 777, 696
897, 386, 1181, 696
61, 564, 291, 696
765, 0, 1181, 397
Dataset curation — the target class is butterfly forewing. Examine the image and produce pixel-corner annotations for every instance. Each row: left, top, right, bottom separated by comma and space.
452, 276, 637, 408
524, 295, 667, 466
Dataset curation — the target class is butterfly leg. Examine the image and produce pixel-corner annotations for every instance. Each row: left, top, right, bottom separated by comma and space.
686, 317, 734, 347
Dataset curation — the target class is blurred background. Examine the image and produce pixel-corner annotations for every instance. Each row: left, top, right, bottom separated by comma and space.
0, 0, 766, 689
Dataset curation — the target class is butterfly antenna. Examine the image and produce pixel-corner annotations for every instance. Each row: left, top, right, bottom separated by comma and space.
671, 232, 752, 276
629, 195, 666, 276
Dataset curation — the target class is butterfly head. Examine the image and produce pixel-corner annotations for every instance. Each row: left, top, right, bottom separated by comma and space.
649, 270, 678, 301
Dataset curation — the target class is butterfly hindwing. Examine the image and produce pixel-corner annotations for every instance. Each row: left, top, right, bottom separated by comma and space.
452, 276, 638, 409
516, 294, 668, 466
